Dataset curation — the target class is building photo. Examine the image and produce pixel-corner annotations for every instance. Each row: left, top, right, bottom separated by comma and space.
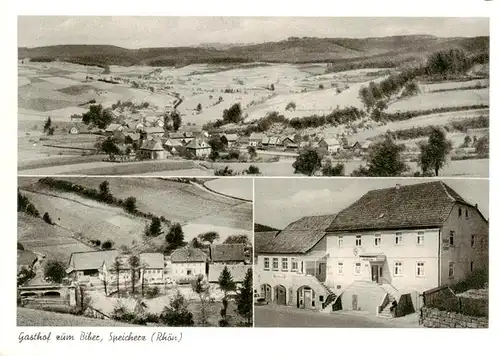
254, 178, 489, 328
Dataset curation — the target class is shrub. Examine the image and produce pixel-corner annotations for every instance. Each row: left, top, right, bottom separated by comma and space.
245, 165, 260, 175
285, 101, 296, 111
43, 212, 53, 225
215, 166, 236, 176
102, 240, 113, 250
146, 286, 160, 299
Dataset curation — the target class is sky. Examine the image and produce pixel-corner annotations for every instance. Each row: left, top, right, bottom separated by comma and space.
254, 178, 489, 229
18, 17, 489, 48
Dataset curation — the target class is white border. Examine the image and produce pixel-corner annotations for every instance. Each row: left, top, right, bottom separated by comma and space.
2, 1, 499, 356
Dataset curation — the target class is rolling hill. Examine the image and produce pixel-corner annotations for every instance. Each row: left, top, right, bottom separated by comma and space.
18, 35, 489, 67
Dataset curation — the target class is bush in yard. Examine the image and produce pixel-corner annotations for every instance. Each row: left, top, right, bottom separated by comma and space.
321, 161, 345, 176
285, 101, 296, 111
44, 260, 66, 283
160, 291, 194, 326
352, 136, 408, 177
146, 286, 160, 299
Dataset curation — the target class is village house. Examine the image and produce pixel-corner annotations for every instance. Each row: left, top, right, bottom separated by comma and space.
142, 126, 165, 138
66, 250, 132, 285
249, 133, 264, 147
144, 116, 164, 128
210, 244, 247, 265
255, 215, 337, 309
138, 139, 169, 160
139, 253, 166, 285
185, 137, 212, 158
221, 133, 239, 148
67, 122, 90, 135
318, 138, 341, 154
170, 247, 208, 282
323, 181, 488, 316
105, 123, 125, 136
254, 181, 488, 317
238, 136, 250, 147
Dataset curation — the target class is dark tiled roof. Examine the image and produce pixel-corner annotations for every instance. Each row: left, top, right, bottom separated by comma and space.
255, 214, 336, 254
327, 181, 469, 232
68, 250, 119, 271
210, 244, 246, 262
171, 247, 207, 263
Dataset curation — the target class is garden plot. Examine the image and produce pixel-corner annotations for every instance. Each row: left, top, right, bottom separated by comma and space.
387, 88, 489, 113
20, 190, 147, 248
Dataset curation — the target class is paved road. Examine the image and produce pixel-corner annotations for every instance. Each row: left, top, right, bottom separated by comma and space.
255, 305, 418, 328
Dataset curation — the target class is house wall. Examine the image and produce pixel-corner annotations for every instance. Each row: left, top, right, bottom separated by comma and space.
142, 268, 164, 284
440, 203, 489, 286
325, 228, 440, 294
171, 262, 206, 279
254, 238, 330, 309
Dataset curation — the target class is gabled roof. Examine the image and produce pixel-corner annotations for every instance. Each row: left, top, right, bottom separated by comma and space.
254, 231, 280, 254
268, 137, 281, 145
223, 133, 238, 142
171, 247, 207, 263
319, 138, 340, 146
140, 139, 164, 151
67, 122, 89, 133
139, 253, 164, 269
185, 137, 209, 150
261, 136, 270, 144
255, 214, 336, 254
208, 264, 251, 283
67, 250, 119, 271
126, 133, 140, 141
210, 244, 246, 262
168, 132, 185, 139
327, 181, 474, 232
105, 124, 123, 132
163, 138, 183, 147
249, 133, 264, 140
143, 127, 164, 134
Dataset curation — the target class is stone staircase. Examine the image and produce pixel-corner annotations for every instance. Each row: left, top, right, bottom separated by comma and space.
378, 293, 396, 318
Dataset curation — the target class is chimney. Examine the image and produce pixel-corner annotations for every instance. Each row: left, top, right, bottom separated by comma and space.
395, 184, 401, 190
475, 203, 478, 209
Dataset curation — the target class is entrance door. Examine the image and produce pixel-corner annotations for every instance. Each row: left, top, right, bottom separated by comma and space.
304, 290, 313, 309
352, 294, 358, 310
371, 265, 379, 283
275, 285, 286, 305
261, 284, 272, 303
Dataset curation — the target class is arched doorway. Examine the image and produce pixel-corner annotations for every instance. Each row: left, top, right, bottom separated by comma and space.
296, 286, 315, 309
274, 285, 287, 305
260, 284, 272, 303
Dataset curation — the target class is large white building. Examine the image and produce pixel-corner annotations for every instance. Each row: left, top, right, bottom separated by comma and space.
255, 181, 488, 316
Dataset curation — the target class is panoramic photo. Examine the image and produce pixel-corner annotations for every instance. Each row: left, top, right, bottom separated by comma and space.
253, 178, 488, 327
17, 176, 253, 327
17, 17, 489, 177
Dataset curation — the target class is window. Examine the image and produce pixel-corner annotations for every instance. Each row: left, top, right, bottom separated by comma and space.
374, 234, 381, 247
459, 207, 462, 217
355, 235, 362, 246
449, 231, 455, 246
449, 262, 455, 278
337, 236, 343, 248
417, 231, 424, 245
319, 296, 324, 302
272, 258, 279, 271
471, 235, 475, 248
291, 258, 298, 271
187, 269, 192, 275
470, 261, 474, 272
394, 262, 403, 276
281, 258, 288, 271
337, 262, 344, 274
466, 209, 469, 219
416, 262, 425, 277
354, 262, 361, 275
395, 232, 403, 245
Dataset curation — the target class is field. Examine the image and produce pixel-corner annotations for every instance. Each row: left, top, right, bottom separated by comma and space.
18, 212, 94, 263
19, 177, 253, 249
18, 56, 489, 177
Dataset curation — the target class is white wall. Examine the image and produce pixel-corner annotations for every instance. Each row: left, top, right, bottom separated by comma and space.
171, 262, 205, 279
325, 228, 440, 294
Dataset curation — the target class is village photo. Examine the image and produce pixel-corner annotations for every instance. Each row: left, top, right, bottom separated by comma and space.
18, 17, 489, 177
254, 178, 489, 327
17, 176, 253, 327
